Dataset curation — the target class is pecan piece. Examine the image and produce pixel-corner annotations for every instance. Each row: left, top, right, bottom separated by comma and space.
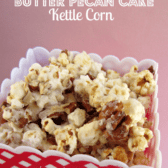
51, 112, 67, 125
87, 74, 95, 80
63, 145, 70, 152
34, 119, 42, 128
137, 77, 148, 86
124, 115, 132, 125
103, 120, 129, 144
133, 151, 149, 165
70, 77, 75, 83
47, 134, 56, 145
143, 120, 152, 129
64, 78, 75, 94
109, 111, 126, 130
127, 151, 134, 166
101, 67, 107, 72
29, 85, 39, 92
48, 112, 63, 118
6, 139, 12, 145
64, 86, 74, 94
81, 99, 94, 112
85, 110, 99, 123
1, 101, 9, 108
112, 125, 129, 141
0, 118, 7, 125
64, 102, 77, 113
61, 49, 69, 56
148, 66, 155, 76
99, 101, 130, 143
18, 118, 28, 128
99, 101, 123, 120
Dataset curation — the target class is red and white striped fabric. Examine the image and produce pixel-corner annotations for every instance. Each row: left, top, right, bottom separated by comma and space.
0, 148, 122, 168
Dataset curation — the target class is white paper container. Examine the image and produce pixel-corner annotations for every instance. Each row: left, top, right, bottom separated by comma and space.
0, 47, 161, 168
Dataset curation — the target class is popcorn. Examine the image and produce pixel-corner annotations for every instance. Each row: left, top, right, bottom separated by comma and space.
101, 148, 113, 159
11, 98, 24, 109
100, 146, 128, 163
66, 63, 79, 78
7, 81, 33, 109
25, 102, 42, 122
0, 123, 22, 148
107, 70, 120, 79
129, 126, 146, 136
42, 118, 60, 135
22, 123, 47, 149
129, 91, 137, 99
112, 146, 128, 163
54, 125, 77, 154
94, 72, 107, 85
9, 81, 27, 100
138, 96, 151, 109
0, 50, 156, 166
2, 107, 13, 120
68, 108, 86, 127
144, 128, 153, 142
74, 75, 92, 97
73, 52, 92, 75
88, 79, 107, 108
49, 56, 57, 65
122, 66, 156, 96
106, 78, 123, 88
123, 98, 145, 125
39, 102, 77, 120
78, 121, 102, 146
88, 61, 102, 78
108, 83, 130, 101
3, 107, 31, 128
128, 125, 153, 152
32, 93, 50, 109
129, 126, 153, 142
128, 136, 148, 152
57, 52, 69, 66
25, 63, 42, 87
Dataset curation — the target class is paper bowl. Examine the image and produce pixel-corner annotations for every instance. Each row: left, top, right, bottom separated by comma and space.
0, 47, 161, 168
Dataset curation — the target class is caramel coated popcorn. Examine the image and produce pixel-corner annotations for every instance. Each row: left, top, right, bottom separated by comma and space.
0, 50, 156, 166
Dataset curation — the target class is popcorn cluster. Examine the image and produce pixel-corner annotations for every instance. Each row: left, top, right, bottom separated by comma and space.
0, 50, 156, 166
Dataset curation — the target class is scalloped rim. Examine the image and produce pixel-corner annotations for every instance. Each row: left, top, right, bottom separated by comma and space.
0, 47, 161, 168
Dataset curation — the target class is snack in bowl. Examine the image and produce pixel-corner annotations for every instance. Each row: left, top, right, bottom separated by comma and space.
0, 49, 157, 167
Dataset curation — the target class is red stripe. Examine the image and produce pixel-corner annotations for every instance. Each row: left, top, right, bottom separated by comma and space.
0, 148, 123, 168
